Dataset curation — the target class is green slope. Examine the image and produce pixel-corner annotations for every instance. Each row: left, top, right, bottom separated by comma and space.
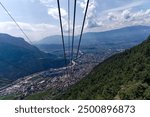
57, 36, 150, 100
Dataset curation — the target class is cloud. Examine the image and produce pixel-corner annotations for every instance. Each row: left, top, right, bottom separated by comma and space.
86, 18, 100, 28
0, 22, 59, 42
107, 12, 118, 21
104, 1, 145, 13
81, 0, 149, 30
107, 9, 131, 22
120, 9, 150, 22
39, 0, 55, 7
78, 0, 100, 28
100, 8, 150, 30
122, 10, 131, 19
83, 7, 150, 34
48, 7, 67, 20
39, 0, 69, 32
47, 7, 69, 32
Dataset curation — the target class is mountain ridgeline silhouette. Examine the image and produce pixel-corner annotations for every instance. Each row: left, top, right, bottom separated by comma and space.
0, 33, 66, 87
37, 26, 150, 46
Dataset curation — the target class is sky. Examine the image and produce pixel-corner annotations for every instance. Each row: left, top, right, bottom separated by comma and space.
0, 0, 150, 42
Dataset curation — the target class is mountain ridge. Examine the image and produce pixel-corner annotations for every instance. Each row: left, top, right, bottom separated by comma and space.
0, 33, 66, 87
36, 25, 150, 45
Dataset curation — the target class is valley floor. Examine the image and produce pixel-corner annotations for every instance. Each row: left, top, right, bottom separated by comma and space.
0, 49, 122, 100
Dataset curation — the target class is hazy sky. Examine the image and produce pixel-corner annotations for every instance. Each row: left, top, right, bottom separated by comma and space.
0, 0, 150, 42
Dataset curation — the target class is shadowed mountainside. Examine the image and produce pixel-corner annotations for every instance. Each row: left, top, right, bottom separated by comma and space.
0, 33, 66, 87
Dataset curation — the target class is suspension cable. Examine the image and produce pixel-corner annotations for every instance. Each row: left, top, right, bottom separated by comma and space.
0, 2, 32, 44
76, 0, 90, 58
71, 0, 77, 61
57, 0, 67, 66
68, 0, 71, 64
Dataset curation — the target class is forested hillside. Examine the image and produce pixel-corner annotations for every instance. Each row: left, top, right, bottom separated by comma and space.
57, 36, 150, 100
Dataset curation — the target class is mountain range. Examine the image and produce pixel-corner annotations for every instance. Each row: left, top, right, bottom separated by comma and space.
0, 33, 66, 87
36, 25, 150, 46
35, 25, 150, 56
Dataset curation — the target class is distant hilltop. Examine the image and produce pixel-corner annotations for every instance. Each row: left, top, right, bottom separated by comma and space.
36, 25, 150, 45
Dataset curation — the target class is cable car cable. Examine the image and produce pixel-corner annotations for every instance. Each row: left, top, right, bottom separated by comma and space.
76, 0, 90, 58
